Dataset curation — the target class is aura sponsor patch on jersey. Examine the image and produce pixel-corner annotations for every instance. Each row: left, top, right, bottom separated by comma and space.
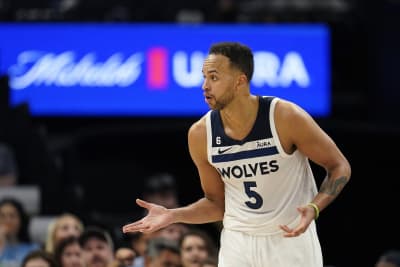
211, 138, 277, 163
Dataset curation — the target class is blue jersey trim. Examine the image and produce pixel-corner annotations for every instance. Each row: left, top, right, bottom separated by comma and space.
212, 147, 279, 163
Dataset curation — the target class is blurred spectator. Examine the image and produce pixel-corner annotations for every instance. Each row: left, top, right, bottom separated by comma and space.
129, 232, 148, 257
128, 172, 183, 267
54, 235, 85, 267
376, 250, 400, 267
146, 173, 220, 244
45, 212, 84, 254
0, 142, 18, 187
145, 237, 181, 267
0, 197, 39, 267
79, 226, 114, 267
155, 223, 189, 243
129, 223, 188, 267
200, 256, 218, 267
21, 249, 58, 267
142, 172, 179, 209
127, 232, 149, 267
115, 246, 136, 267
178, 229, 218, 267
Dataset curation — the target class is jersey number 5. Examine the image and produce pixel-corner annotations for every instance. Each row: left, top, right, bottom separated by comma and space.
244, 181, 263, 209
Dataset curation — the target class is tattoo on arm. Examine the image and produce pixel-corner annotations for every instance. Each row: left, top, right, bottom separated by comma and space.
320, 176, 348, 196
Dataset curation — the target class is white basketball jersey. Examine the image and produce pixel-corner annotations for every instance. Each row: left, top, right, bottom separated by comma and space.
205, 96, 318, 235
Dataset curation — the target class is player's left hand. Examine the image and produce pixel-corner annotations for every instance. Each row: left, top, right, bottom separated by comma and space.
279, 204, 315, 237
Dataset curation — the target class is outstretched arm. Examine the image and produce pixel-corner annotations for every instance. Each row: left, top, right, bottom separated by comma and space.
276, 100, 351, 237
123, 117, 225, 234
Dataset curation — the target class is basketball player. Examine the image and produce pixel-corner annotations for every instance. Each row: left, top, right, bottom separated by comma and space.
123, 42, 351, 267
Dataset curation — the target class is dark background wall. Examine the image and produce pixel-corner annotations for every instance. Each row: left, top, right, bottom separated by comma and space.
1, 0, 400, 266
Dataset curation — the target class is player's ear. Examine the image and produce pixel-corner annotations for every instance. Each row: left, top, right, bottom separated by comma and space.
236, 73, 248, 87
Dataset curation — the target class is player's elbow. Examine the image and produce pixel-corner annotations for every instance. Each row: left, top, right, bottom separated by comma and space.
332, 158, 351, 189
331, 156, 351, 182
205, 194, 225, 218
342, 158, 351, 182
326, 157, 351, 188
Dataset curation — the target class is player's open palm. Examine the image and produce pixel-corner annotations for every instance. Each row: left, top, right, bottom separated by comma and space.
122, 198, 174, 234
279, 204, 315, 237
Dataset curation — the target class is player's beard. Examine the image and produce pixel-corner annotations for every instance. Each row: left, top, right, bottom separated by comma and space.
212, 87, 235, 110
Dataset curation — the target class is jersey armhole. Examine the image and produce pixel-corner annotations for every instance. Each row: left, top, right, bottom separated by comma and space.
269, 98, 292, 158
205, 111, 213, 164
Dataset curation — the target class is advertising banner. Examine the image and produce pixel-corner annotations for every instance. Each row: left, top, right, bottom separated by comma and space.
0, 23, 330, 117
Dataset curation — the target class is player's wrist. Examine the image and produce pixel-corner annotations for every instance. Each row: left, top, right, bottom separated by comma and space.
168, 208, 183, 224
307, 202, 320, 220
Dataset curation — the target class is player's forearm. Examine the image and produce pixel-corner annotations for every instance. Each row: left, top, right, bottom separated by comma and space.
170, 197, 224, 224
312, 162, 351, 212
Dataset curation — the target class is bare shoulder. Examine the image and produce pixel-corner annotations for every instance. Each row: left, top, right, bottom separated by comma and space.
187, 115, 208, 162
274, 98, 320, 153
275, 98, 318, 134
275, 98, 309, 121
188, 115, 207, 141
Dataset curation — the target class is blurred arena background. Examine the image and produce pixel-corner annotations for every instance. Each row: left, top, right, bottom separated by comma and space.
0, 0, 399, 266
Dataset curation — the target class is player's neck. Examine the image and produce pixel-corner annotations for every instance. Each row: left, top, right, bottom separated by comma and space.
220, 95, 259, 140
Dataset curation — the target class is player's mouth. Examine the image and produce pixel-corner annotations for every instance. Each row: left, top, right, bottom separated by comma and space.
204, 94, 213, 103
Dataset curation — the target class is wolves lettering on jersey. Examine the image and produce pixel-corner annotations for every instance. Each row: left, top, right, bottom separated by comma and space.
217, 160, 279, 179
211, 138, 280, 178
